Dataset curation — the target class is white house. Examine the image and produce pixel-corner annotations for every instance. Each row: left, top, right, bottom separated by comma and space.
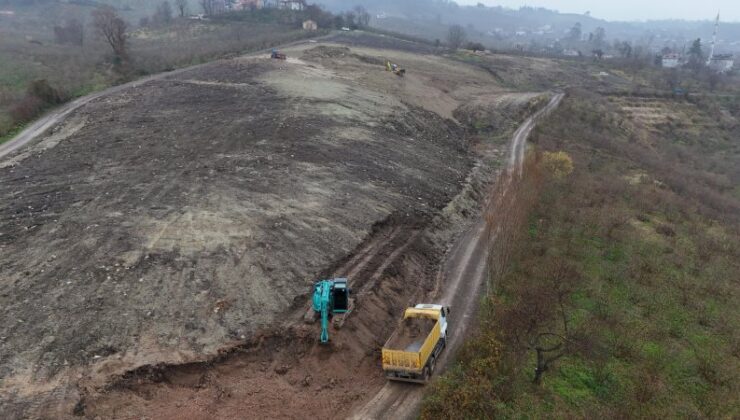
709, 54, 734, 73
278, 0, 304, 10
661, 53, 681, 69
303, 19, 318, 31
232, 0, 264, 9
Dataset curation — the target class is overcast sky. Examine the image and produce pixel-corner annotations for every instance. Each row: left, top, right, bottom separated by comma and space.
457, 0, 739, 22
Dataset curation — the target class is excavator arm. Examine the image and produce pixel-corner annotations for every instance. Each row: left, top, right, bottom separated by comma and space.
318, 281, 331, 343
311, 278, 350, 343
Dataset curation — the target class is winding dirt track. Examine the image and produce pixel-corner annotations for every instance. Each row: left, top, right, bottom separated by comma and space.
0, 35, 332, 161
0, 74, 173, 160
350, 93, 564, 420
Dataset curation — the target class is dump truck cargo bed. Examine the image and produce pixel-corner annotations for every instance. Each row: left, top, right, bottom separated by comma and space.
385, 318, 436, 352
381, 306, 447, 383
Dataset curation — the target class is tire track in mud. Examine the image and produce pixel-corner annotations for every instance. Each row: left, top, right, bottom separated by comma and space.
338, 227, 403, 280
80, 95, 562, 420
82, 218, 427, 419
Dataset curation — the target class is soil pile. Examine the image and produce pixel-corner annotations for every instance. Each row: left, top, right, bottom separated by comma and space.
386, 317, 437, 351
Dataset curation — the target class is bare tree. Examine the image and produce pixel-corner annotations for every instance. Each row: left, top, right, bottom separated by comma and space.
153, 1, 174, 25
568, 22, 582, 43
200, 0, 215, 16
175, 0, 188, 17
447, 24, 466, 50
92, 6, 128, 64
592, 26, 606, 49
354, 5, 370, 27
500, 259, 582, 385
707, 71, 722, 92
687, 38, 704, 71
616, 41, 632, 58
343, 11, 356, 28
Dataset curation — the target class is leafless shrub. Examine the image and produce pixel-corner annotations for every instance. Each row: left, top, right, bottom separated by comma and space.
53, 19, 84, 46
447, 25, 466, 50
27, 80, 66, 105
354, 6, 370, 27
10, 95, 45, 124
175, 0, 188, 17
200, 0, 224, 16
655, 224, 676, 237
152, 1, 174, 26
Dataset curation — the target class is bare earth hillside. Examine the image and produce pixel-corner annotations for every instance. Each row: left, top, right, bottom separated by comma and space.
0, 36, 556, 418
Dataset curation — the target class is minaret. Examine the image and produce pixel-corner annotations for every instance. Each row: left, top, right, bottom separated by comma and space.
707, 12, 719, 66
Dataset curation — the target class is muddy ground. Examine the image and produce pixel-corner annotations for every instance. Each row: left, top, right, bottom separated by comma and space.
0, 36, 554, 418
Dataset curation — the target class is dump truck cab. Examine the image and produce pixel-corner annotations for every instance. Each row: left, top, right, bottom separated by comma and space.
381, 303, 451, 384
414, 303, 448, 338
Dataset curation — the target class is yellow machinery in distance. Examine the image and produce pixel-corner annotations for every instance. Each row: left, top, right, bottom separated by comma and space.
385, 60, 406, 77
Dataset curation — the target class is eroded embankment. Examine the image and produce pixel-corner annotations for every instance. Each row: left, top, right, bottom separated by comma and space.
79, 146, 497, 420
0, 45, 480, 417
79, 92, 551, 420
0, 41, 544, 418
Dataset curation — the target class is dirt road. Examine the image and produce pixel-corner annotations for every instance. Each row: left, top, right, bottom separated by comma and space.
0, 73, 179, 160
350, 93, 564, 420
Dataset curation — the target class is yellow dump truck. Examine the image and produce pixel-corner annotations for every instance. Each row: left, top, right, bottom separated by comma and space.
381, 304, 450, 383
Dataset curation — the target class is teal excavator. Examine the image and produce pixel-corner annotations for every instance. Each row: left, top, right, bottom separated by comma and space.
311, 278, 350, 343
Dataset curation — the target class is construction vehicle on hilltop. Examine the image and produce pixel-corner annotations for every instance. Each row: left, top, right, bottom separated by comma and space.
385, 60, 406, 76
311, 278, 350, 343
382, 304, 450, 383
271, 48, 287, 60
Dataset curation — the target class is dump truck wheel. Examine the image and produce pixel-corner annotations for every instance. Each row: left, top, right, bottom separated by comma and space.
423, 366, 431, 382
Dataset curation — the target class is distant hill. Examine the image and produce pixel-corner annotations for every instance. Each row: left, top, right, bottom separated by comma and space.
317, 0, 740, 53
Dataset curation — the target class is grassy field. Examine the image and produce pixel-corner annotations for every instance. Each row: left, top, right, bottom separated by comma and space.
0, 4, 322, 141
421, 87, 740, 418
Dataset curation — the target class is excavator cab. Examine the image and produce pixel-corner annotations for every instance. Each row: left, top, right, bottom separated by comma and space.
331, 279, 349, 313
311, 278, 350, 343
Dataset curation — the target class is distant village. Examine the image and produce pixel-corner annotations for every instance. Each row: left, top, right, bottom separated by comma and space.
206, 0, 306, 13
370, 6, 736, 74
481, 16, 734, 73
656, 15, 735, 73
187, 0, 318, 29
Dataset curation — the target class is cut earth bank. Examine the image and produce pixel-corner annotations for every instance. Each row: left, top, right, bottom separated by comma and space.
0, 37, 551, 418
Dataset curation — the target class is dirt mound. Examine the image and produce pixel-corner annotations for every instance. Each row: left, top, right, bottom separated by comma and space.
386, 317, 437, 351
0, 43, 475, 416
301, 45, 384, 65
326, 32, 438, 55
302, 45, 353, 59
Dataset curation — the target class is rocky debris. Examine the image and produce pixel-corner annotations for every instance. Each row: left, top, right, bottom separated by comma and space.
274, 365, 290, 375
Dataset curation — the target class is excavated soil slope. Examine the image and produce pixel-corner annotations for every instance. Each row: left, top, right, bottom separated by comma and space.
0, 41, 515, 416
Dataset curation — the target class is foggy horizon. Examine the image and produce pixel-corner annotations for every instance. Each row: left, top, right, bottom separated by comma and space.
457, 0, 740, 23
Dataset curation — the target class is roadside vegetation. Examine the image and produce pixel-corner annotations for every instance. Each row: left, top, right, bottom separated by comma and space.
421, 87, 740, 418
